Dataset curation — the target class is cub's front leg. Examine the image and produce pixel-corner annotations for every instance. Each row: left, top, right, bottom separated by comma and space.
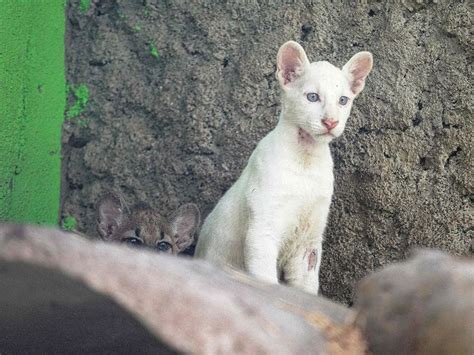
244, 223, 280, 284
243, 204, 293, 284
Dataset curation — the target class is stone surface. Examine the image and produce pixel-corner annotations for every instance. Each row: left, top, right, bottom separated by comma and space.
62, 1, 472, 303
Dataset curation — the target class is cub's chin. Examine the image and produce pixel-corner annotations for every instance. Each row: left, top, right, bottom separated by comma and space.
312, 130, 341, 144
317, 134, 336, 144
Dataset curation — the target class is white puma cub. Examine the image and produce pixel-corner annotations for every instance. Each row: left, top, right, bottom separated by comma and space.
195, 41, 373, 294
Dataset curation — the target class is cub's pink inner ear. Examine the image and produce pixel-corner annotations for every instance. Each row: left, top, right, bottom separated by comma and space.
277, 41, 309, 87
343, 52, 373, 95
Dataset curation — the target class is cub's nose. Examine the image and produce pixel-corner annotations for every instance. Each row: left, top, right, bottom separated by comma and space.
322, 119, 338, 130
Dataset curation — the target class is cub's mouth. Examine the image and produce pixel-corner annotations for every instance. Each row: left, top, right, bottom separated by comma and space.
323, 131, 336, 137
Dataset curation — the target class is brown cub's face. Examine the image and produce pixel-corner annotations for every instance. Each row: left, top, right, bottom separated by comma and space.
96, 194, 200, 255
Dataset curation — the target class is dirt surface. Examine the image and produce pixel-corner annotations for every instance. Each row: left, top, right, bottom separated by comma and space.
62, 1, 472, 303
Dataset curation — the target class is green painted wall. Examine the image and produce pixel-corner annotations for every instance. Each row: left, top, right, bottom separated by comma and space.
0, 0, 65, 225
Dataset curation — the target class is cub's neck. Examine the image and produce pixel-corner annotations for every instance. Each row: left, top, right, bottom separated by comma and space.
274, 115, 332, 168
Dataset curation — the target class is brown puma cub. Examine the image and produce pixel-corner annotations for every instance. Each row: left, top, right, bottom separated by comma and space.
97, 193, 200, 255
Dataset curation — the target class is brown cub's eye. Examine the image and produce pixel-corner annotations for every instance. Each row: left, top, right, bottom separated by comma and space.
157, 241, 172, 252
123, 237, 143, 246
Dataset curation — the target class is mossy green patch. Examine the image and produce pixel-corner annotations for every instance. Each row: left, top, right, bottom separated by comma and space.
62, 215, 77, 231
80, 0, 91, 13
66, 84, 89, 119
117, 8, 126, 20
0, 0, 65, 225
77, 118, 91, 126
149, 43, 160, 60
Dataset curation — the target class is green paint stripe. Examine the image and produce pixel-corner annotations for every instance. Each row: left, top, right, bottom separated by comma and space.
0, 0, 65, 225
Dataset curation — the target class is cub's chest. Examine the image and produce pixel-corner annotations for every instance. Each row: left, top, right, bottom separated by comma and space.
276, 165, 333, 199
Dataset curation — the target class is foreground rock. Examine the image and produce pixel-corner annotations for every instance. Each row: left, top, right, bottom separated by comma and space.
355, 250, 474, 355
0, 225, 472, 354
0, 225, 362, 354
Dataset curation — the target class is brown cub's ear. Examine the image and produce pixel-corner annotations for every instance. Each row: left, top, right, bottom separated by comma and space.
342, 51, 373, 96
171, 203, 200, 253
276, 41, 310, 88
96, 193, 127, 240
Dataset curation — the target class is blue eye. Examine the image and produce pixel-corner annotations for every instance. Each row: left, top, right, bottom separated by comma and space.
157, 241, 172, 252
306, 93, 319, 102
339, 96, 349, 105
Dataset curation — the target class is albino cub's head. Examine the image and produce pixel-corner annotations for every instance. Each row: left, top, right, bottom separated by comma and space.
276, 41, 373, 143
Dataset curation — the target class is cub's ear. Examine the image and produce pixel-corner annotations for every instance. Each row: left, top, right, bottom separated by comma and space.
276, 41, 310, 88
171, 203, 200, 253
96, 193, 127, 240
342, 51, 373, 96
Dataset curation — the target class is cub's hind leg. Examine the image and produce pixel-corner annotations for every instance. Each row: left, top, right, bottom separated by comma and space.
280, 244, 322, 295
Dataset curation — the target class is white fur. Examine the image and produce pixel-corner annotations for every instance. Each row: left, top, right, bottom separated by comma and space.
195, 41, 373, 294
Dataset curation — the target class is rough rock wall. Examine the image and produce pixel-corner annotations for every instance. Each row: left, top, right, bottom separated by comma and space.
62, 0, 472, 303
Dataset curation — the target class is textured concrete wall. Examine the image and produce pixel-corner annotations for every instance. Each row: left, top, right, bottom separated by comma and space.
63, 1, 472, 303
0, 0, 65, 225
